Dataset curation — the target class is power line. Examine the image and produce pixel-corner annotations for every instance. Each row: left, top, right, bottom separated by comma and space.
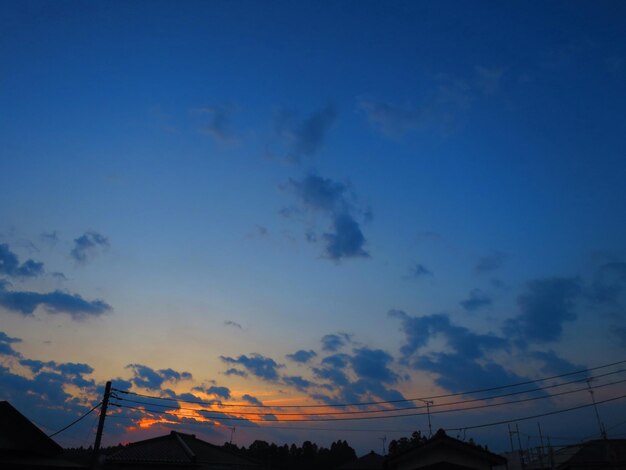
48, 402, 102, 438
111, 358, 626, 409
109, 378, 626, 422
109, 375, 626, 418
444, 393, 626, 432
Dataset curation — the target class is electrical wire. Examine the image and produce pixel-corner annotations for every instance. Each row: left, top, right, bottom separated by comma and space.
48, 401, 102, 438
111, 358, 626, 409
443, 393, 626, 432
109, 369, 626, 417
108, 377, 626, 422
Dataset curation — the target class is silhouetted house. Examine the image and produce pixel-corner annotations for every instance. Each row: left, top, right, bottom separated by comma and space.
338, 450, 385, 470
0, 400, 85, 469
385, 429, 507, 470
555, 439, 626, 469
105, 430, 261, 469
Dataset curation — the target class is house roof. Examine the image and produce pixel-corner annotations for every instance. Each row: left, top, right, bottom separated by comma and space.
556, 439, 626, 469
338, 450, 385, 470
386, 429, 507, 468
0, 401, 63, 458
106, 430, 260, 468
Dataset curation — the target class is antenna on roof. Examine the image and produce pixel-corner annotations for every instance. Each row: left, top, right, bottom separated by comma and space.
586, 379, 608, 439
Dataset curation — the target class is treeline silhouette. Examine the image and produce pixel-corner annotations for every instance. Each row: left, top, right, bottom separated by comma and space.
223, 439, 357, 469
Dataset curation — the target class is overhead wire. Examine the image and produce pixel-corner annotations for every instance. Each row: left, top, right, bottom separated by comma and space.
108, 377, 626, 422
111, 358, 626, 409
109, 369, 626, 417
48, 401, 102, 438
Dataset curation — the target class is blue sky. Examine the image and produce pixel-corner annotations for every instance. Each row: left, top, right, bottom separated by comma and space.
1, 0, 626, 455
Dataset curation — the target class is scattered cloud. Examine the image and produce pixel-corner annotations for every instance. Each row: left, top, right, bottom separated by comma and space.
529, 350, 586, 376
220, 353, 283, 382
241, 393, 263, 406
505, 277, 581, 344
459, 289, 492, 312
287, 174, 369, 261
70, 231, 109, 263
350, 347, 398, 385
286, 349, 317, 363
224, 320, 243, 330
0, 243, 44, 278
0, 283, 111, 319
224, 368, 247, 378
40, 231, 58, 245
321, 333, 351, 352
274, 105, 336, 162
194, 385, 231, 400
405, 263, 432, 280
358, 100, 421, 138
283, 375, 314, 391
126, 364, 192, 390
0, 331, 22, 356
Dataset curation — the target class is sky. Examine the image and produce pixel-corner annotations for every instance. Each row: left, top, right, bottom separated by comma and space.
1, 0, 626, 457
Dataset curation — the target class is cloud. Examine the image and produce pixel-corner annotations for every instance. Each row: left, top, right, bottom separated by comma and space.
321, 333, 351, 352
196, 105, 237, 143
283, 375, 314, 391
286, 174, 369, 261
70, 231, 109, 263
0, 243, 44, 278
0, 331, 22, 356
459, 289, 492, 312
350, 348, 398, 385
529, 350, 586, 376
406, 264, 432, 280
224, 320, 243, 330
0, 283, 111, 319
274, 105, 336, 162
323, 213, 368, 260
220, 354, 283, 381
505, 277, 581, 344
126, 364, 192, 390
475, 252, 505, 273
193, 385, 231, 400
390, 310, 508, 359
241, 394, 263, 406
224, 368, 247, 377
286, 349, 317, 363
321, 353, 350, 369
415, 353, 529, 393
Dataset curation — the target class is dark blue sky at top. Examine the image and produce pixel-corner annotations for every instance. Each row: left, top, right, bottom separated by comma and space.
1, 0, 626, 455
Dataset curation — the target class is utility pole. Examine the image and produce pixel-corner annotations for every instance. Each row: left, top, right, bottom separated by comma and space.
516, 424, 525, 469
537, 422, 545, 470
92, 381, 112, 468
586, 379, 608, 439
230, 426, 236, 445
419, 399, 434, 437
379, 436, 387, 456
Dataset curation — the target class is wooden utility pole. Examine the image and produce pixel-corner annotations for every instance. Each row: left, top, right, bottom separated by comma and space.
92, 381, 112, 468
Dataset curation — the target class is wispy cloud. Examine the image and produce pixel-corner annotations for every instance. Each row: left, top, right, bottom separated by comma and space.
286, 349, 317, 363
459, 288, 492, 312
274, 105, 336, 162
286, 174, 369, 261
321, 333, 351, 352
0, 283, 111, 319
70, 231, 109, 263
224, 320, 243, 330
126, 364, 192, 390
220, 353, 283, 382
405, 263, 432, 280
0, 243, 44, 278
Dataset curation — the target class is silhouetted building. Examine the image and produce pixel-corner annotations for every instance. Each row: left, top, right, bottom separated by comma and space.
0, 400, 85, 469
105, 430, 261, 469
385, 429, 507, 470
